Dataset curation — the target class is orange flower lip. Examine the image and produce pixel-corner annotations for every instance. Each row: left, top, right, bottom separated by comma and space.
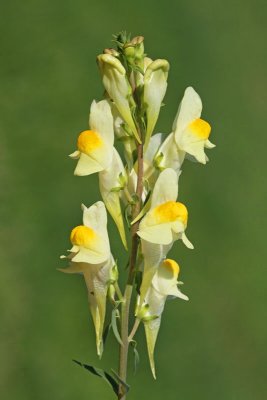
77, 130, 103, 155
188, 118, 211, 139
70, 225, 96, 248
153, 201, 188, 225
162, 259, 180, 278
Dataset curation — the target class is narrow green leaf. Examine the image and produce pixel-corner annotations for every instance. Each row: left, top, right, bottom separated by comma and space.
130, 64, 144, 75
121, 122, 133, 137
111, 309, 123, 346
123, 203, 132, 229
73, 360, 119, 395
130, 340, 140, 375
133, 347, 140, 374
132, 148, 138, 164
111, 369, 130, 393
135, 271, 143, 295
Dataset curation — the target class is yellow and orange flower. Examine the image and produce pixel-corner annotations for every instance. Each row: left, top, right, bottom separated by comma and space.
70, 99, 127, 248
139, 259, 188, 378
138, 168, 193, 247
137, 168, 193, 308
60, 201, 114, 357
153, 87, 215, 173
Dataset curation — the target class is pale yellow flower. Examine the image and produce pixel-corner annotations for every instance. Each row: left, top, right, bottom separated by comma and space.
137, 168, 193, 307
152, 87, 215, 173
59, 201, 114, 357
70, 100, 114, 176
141, 259, 188, 378
138, 168, 193, 247
70, 100, 127, 248
173, 86, 215, 164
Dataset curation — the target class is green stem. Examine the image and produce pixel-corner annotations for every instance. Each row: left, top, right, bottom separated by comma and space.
118, 285, 133, 400
118, 139, 143, 399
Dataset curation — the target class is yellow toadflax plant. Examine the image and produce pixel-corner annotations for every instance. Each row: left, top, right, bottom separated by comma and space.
59, 32, 215, 399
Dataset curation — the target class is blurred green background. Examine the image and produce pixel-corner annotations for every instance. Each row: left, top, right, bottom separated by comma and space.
1, 0, 267, 399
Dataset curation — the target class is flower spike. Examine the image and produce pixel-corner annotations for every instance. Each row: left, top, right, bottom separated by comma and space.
60, 32, 215, 392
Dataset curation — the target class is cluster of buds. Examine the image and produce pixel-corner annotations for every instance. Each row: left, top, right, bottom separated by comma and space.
60, 32, 215, 381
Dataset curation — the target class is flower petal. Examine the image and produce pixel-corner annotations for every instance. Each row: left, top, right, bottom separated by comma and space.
176, 125, 209, 164
151, 168, 179, 209
173, 87, 214, 164
74, 152, 104, 176
83, 257, 113, 357
181, 232, 194, 249
89, 100, 114, 148
138, 223, 174, 245
138, 240, 172, 307
205, 139, 216, 149
152, 259, 189, 300
167, 285, 189, 300
143, 286, 165, 379
58, 262, 85, 274
158, 132, 185, 171
99, 149, 127, 249
139, 198, 188, 246
72, 246, 108, 264
144, 317, 161, 379
76, 129, 112, 172
173, 86, 202, 136
69, 150, 80, 159
82, 201, 109, 246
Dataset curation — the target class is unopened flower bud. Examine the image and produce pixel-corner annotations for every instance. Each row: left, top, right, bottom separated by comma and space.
104, 48, 120, 57
131, 36, 144, 45
124, 44, 136, 64
123, 36, 145, 64
131, 36, 144, 61
97, 54, 140, 143
143, 59, 169, 149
